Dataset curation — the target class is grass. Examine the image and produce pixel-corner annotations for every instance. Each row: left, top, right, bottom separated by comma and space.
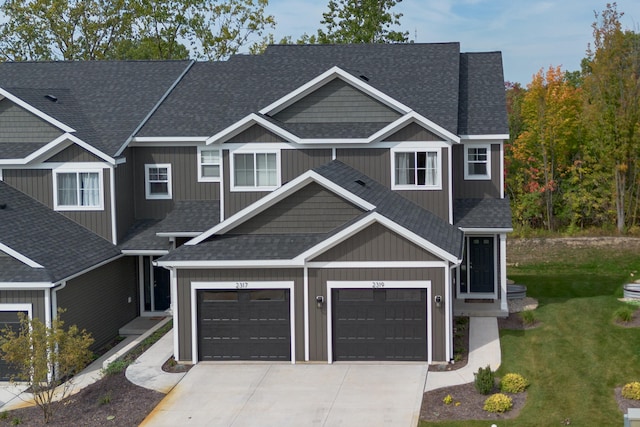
420, 246, 640, 426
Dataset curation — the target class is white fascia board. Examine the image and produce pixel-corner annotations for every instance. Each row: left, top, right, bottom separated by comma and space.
295, 212, 459, 264
1, 133, 115, 166
0, 243, 44, 268
0, 283, 53, 289
206, 113, 300, 145
156, 259, 303, 268
397, 112, 461, 144
259, 66, 411, 117
460, 227, 514, 234
0, 88, 75, 133
121, 250, 169, 256
155, 232, 201, 238
187, 170, 376, 245
131, 136, 208, 143
460, 134, 509, 141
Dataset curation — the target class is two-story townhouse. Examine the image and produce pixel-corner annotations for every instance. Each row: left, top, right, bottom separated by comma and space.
0, 43, 511, 373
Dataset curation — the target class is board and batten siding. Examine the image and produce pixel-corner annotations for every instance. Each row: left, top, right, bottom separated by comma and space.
176, 268, 304, 362
3, 168, 113, 241
273, 79, 401, 124
0, 99, 62, 145
132, 146, 220, 219
231, 182, 364, 235
307, 267, 447, 362
452, 144, 501, 199
115, 149, 135, 243
57, 257, 137, 350
310, 222, 441, 262
0, 290, 46, 321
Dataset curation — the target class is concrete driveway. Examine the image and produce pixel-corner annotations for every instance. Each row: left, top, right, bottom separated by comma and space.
140, 363, 428, 427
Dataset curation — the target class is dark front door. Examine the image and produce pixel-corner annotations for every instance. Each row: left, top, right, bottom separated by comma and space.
198, 289, 291, 361
469, 237, 495, 294
332, 288, 427, 361
153, 265, 171, 311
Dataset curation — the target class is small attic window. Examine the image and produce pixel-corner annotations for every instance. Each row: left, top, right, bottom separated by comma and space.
45, 94, 57, 102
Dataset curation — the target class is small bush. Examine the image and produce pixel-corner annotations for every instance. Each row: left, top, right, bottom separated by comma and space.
614, 306, 634, 323
443, 394, 453, 405
500, 373, 529, 393
474, 365, 495, 395
99, 391, 112, 405
11, 417, 21, 426
520, 309, 537, 326
622, 382, 640, 400
483, 393, 513, 413
102, 359, 130, 376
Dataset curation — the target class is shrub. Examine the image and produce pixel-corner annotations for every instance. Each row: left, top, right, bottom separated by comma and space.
520, 309, 537, 326
474, 365, 495, 395
443, 394, 453, 405
614, 306, 634, 323
500, 373, 529, 393
622, 382, 640, 400
483, 393, 513, 413
102, 359, 130, 376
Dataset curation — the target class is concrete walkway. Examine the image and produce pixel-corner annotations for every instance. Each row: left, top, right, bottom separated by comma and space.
424, 316, 501, 391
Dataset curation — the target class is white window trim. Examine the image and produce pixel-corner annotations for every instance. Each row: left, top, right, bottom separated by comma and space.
52, 167, 104, 211
464, 143, 492, 180
230, 149, 281, 192
197, 146, 221, 182
391, 147, 442, 190
145, 164, 172, 200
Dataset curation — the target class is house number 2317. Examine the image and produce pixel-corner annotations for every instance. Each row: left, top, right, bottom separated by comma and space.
236, 282, 249, 288
372, 282, 385, 288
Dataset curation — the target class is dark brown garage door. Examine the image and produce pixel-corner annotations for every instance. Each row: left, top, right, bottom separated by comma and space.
198, 289, 290, 361
332, 288, 427, 361
0, 311, 25, 381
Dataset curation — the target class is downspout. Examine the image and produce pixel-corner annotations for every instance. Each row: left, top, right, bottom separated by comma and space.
51, 282, 67, 322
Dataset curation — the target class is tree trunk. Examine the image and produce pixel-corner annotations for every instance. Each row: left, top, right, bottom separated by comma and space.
616, 167, 626, 233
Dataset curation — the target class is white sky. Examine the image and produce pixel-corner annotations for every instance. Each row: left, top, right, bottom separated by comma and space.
264, 0, 640, 84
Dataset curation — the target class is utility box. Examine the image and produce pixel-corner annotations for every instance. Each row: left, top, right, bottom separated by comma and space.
625, 408, 640, 427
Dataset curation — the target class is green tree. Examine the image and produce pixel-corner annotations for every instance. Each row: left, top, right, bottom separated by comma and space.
0, 310, 94, 424
582, 2, 640, 232
309, 0, 408, 44
0, 0, 276, 60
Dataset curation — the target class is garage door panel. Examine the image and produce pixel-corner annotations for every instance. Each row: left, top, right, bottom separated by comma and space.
332, 288, 427, 361
198, 289, 291, 361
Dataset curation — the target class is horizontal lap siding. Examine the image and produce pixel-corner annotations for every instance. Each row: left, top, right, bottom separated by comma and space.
453, 144, 501, 199
45, 145, 103, 163
228, 125, 287, 143
308, 267, 446, 362
177, 268, 304, 362
232, 182, 363, 234
132, 147, 220, 219
0, 99, 62, 144
0, 290, 46, 321
57, 257, 137, 350
383, 122, 444, 142
311, 222, 440, 262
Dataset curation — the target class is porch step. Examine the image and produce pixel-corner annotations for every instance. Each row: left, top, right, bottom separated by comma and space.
119, 316, 167, 336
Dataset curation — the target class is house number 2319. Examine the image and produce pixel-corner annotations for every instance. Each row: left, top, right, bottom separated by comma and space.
372, 282, 385, 288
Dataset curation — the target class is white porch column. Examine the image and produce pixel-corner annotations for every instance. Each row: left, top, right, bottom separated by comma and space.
500, 234, 508, 311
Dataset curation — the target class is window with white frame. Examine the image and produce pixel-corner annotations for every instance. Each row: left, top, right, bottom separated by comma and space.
392, 150, 441, 189
231, 151, 279, 190
145, 164, 172, 199
53, 170, 103, 210
464, 145, 491, 180
198, 147, 221, 181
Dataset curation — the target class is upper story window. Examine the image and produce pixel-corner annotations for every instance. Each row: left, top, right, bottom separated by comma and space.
145, 164, 172, 199
231, 151, 280, 191
198, 147, 221, 182
53, 169, 103, 211
392, 149, 441, 190
464, 145, 491, 180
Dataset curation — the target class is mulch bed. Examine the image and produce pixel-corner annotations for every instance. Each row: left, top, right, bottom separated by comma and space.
428, 317, 469, 372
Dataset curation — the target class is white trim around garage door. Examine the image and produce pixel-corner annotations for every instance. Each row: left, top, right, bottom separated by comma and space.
326, 280, 432, 364
190, 281, 296, 365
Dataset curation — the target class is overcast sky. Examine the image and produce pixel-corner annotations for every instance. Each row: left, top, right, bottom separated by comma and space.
264, 0, 640, 85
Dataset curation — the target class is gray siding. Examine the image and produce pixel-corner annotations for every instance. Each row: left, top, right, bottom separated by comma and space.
227, 125, 286, 143
223, 150, 263, 219
46, 144, 103, 163
0, 290, 46, 321
132, 146, 220, 219
232, 182, 364, 234
176, 268, 304, 362
453, 144, 501, 199
383, 122, 444, 142
274, 79, 401, 123
57, 257, 137, 350
281, 149, 332, 182
3, 168, 113, 241
0, 99, 62, 144
307, 267, 447, 362
311, 222, 440, 262
115, 149, 135, 243
337, 148, 450, 221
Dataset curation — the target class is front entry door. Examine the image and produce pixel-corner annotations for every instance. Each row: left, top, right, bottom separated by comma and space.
153, 265, 171, 311
469, 237, 495, 294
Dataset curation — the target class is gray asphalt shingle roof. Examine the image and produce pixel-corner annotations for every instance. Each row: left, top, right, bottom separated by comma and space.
0, 182, 121, 283
454, 198, 513, 229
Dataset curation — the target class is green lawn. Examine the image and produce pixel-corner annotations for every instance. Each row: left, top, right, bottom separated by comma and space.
421, 246, 640, 426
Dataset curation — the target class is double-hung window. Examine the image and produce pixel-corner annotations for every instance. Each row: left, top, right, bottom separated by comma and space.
231, 151, 279, 191
393, 149, 441, 189
198, 147, 221, 181
145, 164, 172, 199
464, 145, 491, 180
54, 170, 103, 210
